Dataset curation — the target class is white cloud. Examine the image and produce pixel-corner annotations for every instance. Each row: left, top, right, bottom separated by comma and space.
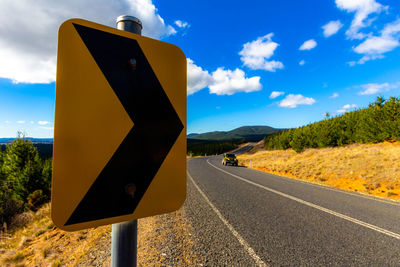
337, 104, 357, 113
38, 121, 50, 125
4, 121, 10, 124
345, 104, 357, 109
187, 58, 212, 95
17, 120, 25, 124
351, 18, 400, 64
175, 20, 190, 28
322, 20, 343, 37
279, 94, 316, 108
354, 36, 399, 55
299, 60, 305, 66
209, 68, 262, 95
381, 18, 400, 37
335, 0, 386, 39
0, 0, 179, 84
335, 1, 400, 65
351, 54, 385, 65
269, 91, 285, 99
359, 83, 384, 95
358, 82, 399, 95
299, 39, 317, 50
187, 59, 262, 96
330, 92, 339, 98
239, 33, 284, 72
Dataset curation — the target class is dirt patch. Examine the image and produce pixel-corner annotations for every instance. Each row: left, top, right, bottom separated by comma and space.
238, 142, 400, 201
246, 140, 264, 154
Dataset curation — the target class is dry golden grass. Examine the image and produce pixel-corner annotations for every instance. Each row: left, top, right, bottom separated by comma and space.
0, 203, 111, 266
238, 142, 400, 201
0, 203, 199, 266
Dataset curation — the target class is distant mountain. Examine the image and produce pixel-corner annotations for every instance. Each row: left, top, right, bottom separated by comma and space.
187, 126, 282, 142
0, 137, 53, 144
187, 133, 199, 138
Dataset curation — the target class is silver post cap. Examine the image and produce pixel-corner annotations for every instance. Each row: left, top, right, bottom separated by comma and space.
116, 15, 142, 29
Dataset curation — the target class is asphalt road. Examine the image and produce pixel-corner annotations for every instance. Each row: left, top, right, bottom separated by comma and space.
185, 154, 400, 266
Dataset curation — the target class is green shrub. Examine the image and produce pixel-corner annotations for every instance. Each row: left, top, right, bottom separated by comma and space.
0, 185, 24, 225
25, 190, 46, 211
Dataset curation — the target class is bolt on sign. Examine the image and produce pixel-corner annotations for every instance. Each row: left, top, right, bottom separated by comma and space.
52, 19, 186, 231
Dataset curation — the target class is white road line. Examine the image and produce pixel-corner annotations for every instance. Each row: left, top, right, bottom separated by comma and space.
207, 159, 400, 240
187, 171, 268, 267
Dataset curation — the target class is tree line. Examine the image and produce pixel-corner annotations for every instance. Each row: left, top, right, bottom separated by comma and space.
0, 133, 52, 225
264, 96, 400, 153
187, 139, 246, 156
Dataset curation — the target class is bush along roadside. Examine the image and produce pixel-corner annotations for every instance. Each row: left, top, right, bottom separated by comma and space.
0, 132, 52, 229
265, 96, 400, 152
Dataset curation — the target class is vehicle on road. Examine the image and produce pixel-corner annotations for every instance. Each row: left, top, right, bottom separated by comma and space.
222, 153, 238, 166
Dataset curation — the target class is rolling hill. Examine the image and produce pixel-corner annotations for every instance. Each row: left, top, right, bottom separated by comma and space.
187, 133, 199, 138
187, 126, 282, 142
0, 137, 53, 144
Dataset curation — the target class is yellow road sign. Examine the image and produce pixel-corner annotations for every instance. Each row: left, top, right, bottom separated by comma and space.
52, 19, 186, 231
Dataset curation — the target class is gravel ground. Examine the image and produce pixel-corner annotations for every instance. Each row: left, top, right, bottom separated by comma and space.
137, 206, 202, 266
76, 227, 111, 267
76, 188, 204, 266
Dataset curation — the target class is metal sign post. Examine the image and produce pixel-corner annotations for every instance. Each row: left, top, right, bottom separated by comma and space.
110, 15, 142, 267
111, 220, 137, 267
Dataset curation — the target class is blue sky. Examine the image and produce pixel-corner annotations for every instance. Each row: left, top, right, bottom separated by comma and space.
0, 0, 400, 137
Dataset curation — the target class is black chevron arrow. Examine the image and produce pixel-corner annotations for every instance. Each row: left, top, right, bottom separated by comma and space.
65, 24, 184, 225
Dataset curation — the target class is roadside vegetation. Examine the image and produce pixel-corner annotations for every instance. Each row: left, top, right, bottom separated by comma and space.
238, 141, 400, 200
264, 96, 400, 152
187, 138, 246, 156
0, 132, 52, 229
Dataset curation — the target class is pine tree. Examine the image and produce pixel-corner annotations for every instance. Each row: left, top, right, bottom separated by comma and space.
2, 133, 45, 201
